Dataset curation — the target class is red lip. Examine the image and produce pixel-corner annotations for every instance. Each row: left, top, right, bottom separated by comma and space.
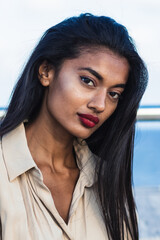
78, 114, 99, 124
78, 113, 99, 128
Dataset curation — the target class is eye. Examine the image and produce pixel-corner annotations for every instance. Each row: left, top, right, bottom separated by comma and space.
108, 91, 122, 100
80, 76, 95, 86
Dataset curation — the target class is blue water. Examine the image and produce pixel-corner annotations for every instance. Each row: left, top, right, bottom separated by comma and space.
133, 121, 160, 186
133, 121, 160, 239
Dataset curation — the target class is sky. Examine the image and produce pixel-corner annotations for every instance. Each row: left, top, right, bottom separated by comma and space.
0, 0, 160, 107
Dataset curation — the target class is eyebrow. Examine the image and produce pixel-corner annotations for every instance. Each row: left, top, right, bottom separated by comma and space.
78, 67, 126, 89
78, 67, 103, 81
111, 83, 126, 89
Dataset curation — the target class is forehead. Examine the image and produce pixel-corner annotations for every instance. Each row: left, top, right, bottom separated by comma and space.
78, 47, 129, 68
63, 47, 129, 70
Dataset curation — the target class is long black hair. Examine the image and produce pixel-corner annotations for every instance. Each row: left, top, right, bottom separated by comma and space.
0, 13, 148, 240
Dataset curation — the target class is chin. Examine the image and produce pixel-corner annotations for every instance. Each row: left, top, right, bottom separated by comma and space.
72, 128, 95, 140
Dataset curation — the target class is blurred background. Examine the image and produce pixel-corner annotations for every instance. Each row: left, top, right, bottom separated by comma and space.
0, 0, 160, 239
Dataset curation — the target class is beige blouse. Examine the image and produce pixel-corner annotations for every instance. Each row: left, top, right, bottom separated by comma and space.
0, 123, 108, 240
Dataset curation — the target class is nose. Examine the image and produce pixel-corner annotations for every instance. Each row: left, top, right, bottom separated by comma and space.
87, 88, 106, 113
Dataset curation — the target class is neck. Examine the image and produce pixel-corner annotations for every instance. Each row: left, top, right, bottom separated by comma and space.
25, 112, 77, 172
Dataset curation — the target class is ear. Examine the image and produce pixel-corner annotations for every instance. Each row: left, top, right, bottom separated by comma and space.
38, 60, 54, 87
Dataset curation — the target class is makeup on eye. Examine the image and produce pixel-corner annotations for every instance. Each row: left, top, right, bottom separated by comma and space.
78, 67, 126, 89
80, 75, 125, 102
108, 91, 122, 100
80, 76, 96, 86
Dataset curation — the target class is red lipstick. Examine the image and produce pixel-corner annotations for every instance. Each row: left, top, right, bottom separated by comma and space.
78, 113, 99, 128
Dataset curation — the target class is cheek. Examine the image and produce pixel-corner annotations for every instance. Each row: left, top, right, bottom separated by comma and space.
47, 89, 70, 116
47, 80, 86, 115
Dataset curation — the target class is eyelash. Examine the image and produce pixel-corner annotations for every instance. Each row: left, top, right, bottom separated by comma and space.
80, 76, 122, 101
108, 92, 122, 100
80, 76, 95, 86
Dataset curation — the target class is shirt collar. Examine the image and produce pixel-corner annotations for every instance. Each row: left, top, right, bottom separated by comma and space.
1, 123, 98, 185
1, 123, 36, 182
73, 138, 98, 187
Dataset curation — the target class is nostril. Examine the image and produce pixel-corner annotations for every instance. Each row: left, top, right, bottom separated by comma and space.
87, 99, 105, 113
88, 93, 106, 112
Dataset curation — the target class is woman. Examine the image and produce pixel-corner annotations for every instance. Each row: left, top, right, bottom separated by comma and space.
0, 13, 148, 240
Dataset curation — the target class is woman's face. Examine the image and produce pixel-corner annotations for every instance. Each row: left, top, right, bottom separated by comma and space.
39, 48, 129, 139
